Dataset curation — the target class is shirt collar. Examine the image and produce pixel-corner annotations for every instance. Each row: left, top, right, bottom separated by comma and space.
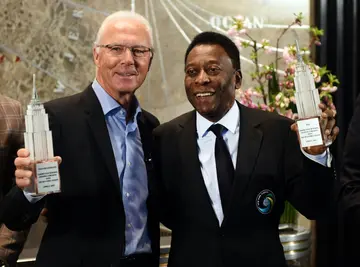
91, 79, 142, 117
196, 101, 240, 138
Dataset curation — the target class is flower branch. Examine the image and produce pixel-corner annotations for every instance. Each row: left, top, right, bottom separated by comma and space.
229, 13, 339, 119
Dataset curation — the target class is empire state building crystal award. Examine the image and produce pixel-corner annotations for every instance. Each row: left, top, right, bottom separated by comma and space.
294, 40, 331, 149
24, 74, 61, 196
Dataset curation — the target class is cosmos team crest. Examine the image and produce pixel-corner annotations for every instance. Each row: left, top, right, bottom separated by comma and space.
256, 189, 275, 214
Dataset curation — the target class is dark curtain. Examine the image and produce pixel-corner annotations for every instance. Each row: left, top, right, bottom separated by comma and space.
314, 0, 359, 266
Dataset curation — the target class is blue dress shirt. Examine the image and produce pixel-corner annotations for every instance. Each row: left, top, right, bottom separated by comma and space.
92, 79, 151, 255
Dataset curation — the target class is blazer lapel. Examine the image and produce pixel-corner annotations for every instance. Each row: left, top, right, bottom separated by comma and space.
137, 112, 156, 198
222, 103, 263, 224
81, 86, 120, 192
137, 112, 153, 167
178, 111, 219, 224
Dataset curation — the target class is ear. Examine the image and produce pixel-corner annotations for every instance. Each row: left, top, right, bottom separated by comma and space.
148, 56, 153, 71
235, 69, 242, 89
93, 47, 100, 67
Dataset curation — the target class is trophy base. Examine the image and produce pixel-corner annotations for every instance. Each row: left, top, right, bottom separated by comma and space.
296, 116, 325, 149
25, 159, 61, 197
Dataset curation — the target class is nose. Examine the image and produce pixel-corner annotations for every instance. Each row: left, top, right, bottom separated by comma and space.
121, 47, 135, 65
195, 69, 210, 85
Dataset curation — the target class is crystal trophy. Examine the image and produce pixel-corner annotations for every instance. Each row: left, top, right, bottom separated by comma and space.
294, 40, 330, 148
24, 74, 61, 196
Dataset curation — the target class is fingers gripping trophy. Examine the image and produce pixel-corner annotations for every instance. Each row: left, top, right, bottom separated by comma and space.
294, 40, 332, 149
24, 74, 61, 196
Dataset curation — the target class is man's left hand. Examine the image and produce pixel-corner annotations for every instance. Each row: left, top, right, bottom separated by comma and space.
291, 103, 340, 155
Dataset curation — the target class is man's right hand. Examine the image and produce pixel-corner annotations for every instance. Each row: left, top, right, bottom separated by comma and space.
14, 148, 62, 190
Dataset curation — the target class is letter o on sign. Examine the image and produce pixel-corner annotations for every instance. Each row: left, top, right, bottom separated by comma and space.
210, 16, 233, 30
210, 16, 222, 28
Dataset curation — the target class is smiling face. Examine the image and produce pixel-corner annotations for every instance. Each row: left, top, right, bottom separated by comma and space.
184, 44, 242, 122
93, 18, 152, 102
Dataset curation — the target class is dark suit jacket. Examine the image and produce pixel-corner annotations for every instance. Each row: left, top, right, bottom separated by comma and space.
0, 86, 160, 267
153, 102, 335, 267
339, 95, 360, 266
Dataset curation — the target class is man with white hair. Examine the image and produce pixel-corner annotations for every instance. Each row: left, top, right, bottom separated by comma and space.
1, 11, 160, 267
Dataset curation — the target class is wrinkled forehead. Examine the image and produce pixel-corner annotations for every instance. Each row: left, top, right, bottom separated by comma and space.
100, 19, 151, 47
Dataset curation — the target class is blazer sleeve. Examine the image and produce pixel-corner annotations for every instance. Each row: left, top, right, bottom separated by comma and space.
283, 125, 337, 220
0, 187, 44, 231
340, 95, 360, 223
0, 103, 60, 230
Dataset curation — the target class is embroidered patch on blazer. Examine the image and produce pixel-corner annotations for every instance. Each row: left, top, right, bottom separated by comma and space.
256, 189, 275, 214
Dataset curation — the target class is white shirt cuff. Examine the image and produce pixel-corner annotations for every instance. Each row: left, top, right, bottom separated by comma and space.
301, 148, 332, 168
23, 191, 45, 203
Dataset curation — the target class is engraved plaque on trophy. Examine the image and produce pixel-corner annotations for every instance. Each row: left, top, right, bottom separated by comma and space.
24, 74, 61, 196
294, 40, 331, 149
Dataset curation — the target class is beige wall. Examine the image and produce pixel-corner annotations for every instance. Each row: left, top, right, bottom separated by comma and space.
1, 0, 310, 123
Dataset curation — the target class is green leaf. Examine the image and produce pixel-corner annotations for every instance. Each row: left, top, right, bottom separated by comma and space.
250, 51, 257, 60
280, 201, 298, 224
241, 41, 250, 48
254, 86, 263, 93
310, 26, 324, 37
318, 66, 330, 77
320, 91, 333, 100
327, 73, 340, 85
250, 72, 258, 80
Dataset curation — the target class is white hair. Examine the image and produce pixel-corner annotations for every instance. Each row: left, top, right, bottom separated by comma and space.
94, 11, 153, 50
